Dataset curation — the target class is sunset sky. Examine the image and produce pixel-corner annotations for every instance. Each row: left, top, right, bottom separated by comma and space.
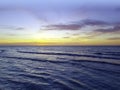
0, 0, 120, 46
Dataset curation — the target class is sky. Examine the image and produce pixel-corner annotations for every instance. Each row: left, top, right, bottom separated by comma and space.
0, 0, 120, 46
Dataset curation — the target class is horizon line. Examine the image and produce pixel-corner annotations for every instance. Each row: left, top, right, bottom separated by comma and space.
0, 44, 120, 47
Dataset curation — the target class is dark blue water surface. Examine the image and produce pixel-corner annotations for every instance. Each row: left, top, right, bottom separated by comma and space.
0, 46, 120, 90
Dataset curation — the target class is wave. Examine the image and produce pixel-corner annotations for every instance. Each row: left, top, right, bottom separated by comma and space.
0, 50, 6, 53
0, 46, 120, 90
17, 50, 120, 60
5, 79, 49, 90
94, 52, 120, 56
17, 50, 82, 56
0, 55, 120, 66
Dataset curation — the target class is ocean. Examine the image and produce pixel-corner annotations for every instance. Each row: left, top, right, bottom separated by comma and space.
0, 46, 120, 90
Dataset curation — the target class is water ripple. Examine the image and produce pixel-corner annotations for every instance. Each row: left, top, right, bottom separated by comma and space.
0, 46, 120, 90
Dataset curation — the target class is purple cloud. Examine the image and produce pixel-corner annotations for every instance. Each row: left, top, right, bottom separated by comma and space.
108, 37, 120, 40
83, 25, 120, 38
44, 24, 83, 30
42, 19, 109, 30
0, 25, 25, 30
94, 25, 120, 34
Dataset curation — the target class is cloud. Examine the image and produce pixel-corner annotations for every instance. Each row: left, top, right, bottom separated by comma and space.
94, 25, 120, 34
107, 37, 120, 40
83, 25, 120, 39
42, 19, 109, 30
1, 1, 120, 25
44, 24, 83, 30
115, 7, 120, 12
0, 25, 25, 30
81, 19, 109, 26
15, 27, 25, 30
63, 22, 120, 39
63, 36, 71, 39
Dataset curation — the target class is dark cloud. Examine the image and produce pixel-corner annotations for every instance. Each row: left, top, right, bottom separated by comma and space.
0, 7, 23, 12
83, 25, 120, 38
0, 25, 25, 30
94, 25, 120, 34
44, 24, 83, 30
42, 19, 109, 30
115, 7, 120, 12
107, 37, 120, 40
63, 36, 71, 38
81, 19, 109, 26
66, 24, 120, 39
15, 27, 25, 30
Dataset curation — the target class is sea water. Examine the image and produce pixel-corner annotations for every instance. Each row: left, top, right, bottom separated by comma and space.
0, 46, 120, 90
